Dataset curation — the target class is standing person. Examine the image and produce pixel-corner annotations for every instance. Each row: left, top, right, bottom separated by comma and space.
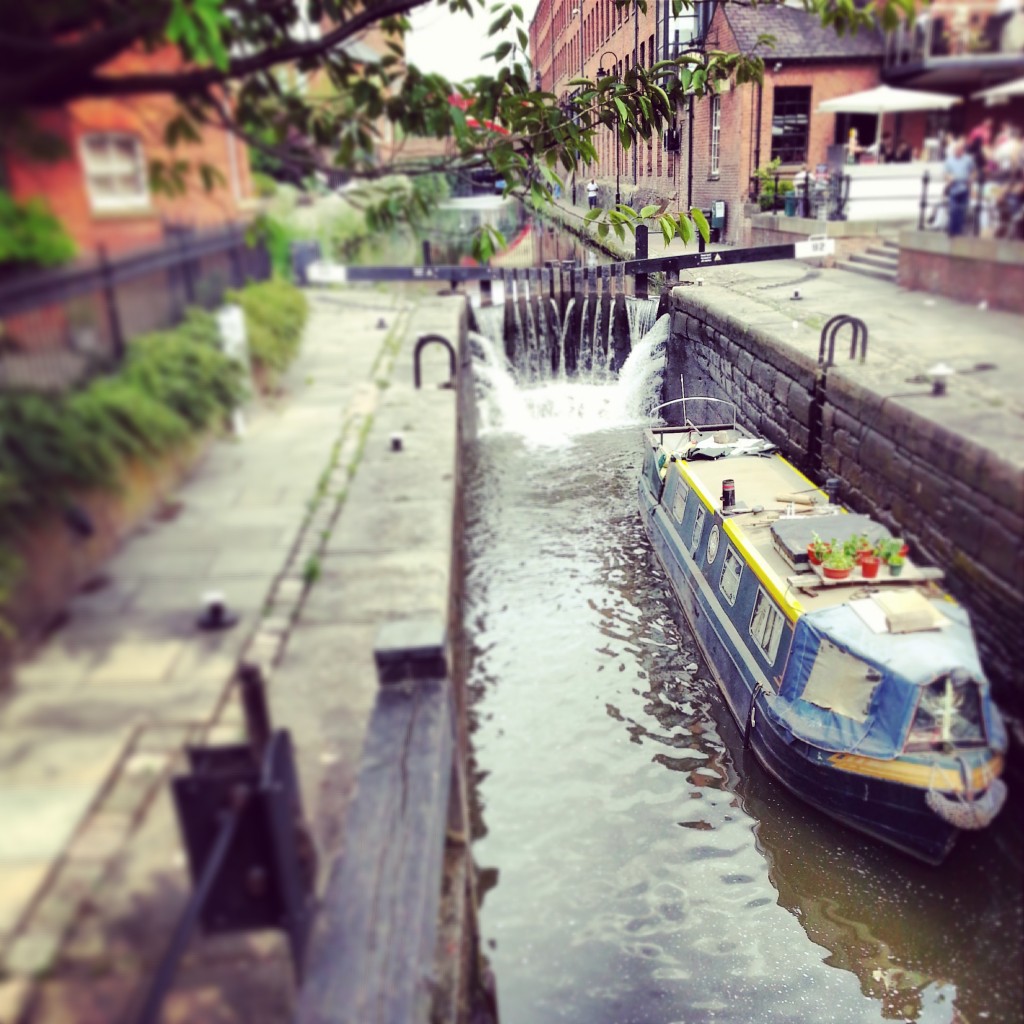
966, 117, 993, 174
944, 136, 975, 237
587, 177, 599, 209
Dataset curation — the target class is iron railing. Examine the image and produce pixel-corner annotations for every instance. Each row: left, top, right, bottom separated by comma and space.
0, 224, 270, 393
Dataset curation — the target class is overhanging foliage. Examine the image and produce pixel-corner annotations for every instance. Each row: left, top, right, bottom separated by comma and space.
2, 0, 913, 247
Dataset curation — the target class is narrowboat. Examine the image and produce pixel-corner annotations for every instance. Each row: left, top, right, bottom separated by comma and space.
638, 400, 1008, 864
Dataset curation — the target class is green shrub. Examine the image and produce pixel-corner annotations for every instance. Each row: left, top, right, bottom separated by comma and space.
247, 214, 295, 279
252, 171, 278, 198
227, 279, 308, 374
125, 313, 244, 428
0, 316, 241, 526
0, 191, 76, 271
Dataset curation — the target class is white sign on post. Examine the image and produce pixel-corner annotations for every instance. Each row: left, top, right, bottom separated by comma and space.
216, 304, 251, 437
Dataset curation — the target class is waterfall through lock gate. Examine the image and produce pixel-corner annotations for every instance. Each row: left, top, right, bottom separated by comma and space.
470, 295, 664, 446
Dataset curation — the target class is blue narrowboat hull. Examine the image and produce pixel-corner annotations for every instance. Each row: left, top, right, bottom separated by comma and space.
638, 456, 1003, 865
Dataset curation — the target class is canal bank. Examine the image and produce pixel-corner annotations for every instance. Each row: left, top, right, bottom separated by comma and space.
0, 287, 478, 1023
661, 258, 1024, 718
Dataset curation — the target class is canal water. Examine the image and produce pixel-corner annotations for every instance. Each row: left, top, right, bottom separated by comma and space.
461, 322, 1024, 1024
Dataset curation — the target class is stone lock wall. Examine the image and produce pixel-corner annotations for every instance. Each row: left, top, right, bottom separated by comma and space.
667, 290, 1024, 711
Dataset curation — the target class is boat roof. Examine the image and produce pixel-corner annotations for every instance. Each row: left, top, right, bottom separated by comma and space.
650, 428, 952, 625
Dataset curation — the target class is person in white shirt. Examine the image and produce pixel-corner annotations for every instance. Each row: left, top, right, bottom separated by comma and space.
587, 178, 599, 209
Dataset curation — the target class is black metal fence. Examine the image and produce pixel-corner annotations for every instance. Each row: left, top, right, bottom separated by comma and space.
0, 224, 271, 393
750, 170, 849, 221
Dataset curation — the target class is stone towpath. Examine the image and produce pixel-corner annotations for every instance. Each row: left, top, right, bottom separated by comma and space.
0, 286, 463, 1023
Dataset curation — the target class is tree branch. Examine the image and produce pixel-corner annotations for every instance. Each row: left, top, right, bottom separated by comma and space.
9, 0, 436, 107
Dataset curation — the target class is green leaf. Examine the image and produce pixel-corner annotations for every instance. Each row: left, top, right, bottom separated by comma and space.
690, 206, 710, 244
658, 214, 676, 247
613, 97, 629, 123
639, 204, 659, 219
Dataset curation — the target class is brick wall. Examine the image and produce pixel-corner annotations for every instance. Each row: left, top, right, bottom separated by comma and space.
667, 287, 1024, 710
5, 47, 253, 257
899, 231, 1024, 313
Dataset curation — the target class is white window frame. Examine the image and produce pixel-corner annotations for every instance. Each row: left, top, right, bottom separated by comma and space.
719, 545, 743, 606
670, 480, 689, 523
80, 133, 149, 212
691, 505, 706, 553
709, 94, 721, 177
749, 588, 784, 665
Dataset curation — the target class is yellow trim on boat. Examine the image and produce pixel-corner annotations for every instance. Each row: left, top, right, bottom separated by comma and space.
828, 752, 1004, 793
672, 460, 804, 622
722, 518, 803, 622
673, 460, 715, 512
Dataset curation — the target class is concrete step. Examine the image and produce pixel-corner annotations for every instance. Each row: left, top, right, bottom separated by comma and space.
865, 244, 900, 262
849, 251, 899, 272
880, 237, 901, 251
836, 259, 897, 283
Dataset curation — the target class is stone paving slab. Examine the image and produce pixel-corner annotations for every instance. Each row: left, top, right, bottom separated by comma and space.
0, 289, 415, 1001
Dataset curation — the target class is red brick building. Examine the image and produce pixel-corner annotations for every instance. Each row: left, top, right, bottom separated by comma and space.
531, 1, 1024, 243
530, 0, 706, 207
3, 47, 255, 258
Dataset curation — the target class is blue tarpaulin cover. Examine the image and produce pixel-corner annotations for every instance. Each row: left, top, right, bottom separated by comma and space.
767, 602, 1004, 759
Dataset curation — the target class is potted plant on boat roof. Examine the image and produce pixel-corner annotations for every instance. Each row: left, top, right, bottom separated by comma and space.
822, 549, 855, 580
807, 533, 831, 566
887, 553, 906, 577
851, 534, 874, 564
860, 549, 882, 579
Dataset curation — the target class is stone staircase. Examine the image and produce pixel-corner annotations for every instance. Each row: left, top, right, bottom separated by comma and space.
836, 238, 899, 283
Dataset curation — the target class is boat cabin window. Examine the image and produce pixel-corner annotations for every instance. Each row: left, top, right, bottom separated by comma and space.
749, 588, 784, 665
691, 506, 706, 554
905, 672, 987, 751
670, 479, 689, 523
801, 638, 878, 722
719, 547, 743, 606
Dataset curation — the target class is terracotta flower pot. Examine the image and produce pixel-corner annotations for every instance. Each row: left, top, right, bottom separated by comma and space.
860, 556, 881, 579
823, 565, 852, 580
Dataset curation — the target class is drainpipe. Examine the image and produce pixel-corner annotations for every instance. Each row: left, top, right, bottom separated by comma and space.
753, 79, 763, 196
633, 0, 639, 186
687, 93, 694, 210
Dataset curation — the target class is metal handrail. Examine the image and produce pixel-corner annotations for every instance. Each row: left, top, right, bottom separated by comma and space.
652, 396, 737, 432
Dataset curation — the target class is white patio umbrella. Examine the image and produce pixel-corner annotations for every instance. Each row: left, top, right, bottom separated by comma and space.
817, 84, 961, 153
973, 76, 1024, 104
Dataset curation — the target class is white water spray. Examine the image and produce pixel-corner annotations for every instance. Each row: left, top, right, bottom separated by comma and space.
470, 315, 670, 447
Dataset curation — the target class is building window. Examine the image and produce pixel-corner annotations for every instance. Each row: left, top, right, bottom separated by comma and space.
771, 86, 811, 165
709, 94, 721, 177
80, 133, 148, 211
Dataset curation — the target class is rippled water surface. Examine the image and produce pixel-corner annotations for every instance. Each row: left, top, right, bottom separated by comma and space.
462, 423, 1024, 1024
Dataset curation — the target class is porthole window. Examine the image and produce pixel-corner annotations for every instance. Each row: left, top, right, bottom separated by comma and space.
719, 547, 743, 606
706, 524, 720, 564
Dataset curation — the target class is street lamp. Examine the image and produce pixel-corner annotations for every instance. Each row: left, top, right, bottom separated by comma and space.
597, 51, 622, 209
570, 5, 583, 204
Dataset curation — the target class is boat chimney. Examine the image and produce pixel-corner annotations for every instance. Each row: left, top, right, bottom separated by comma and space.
721, 479, 736, 509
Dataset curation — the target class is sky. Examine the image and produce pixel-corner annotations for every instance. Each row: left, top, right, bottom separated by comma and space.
406, 0, 540, 82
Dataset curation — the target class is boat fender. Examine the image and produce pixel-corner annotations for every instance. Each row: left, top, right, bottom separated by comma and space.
926, 779, 1007, 830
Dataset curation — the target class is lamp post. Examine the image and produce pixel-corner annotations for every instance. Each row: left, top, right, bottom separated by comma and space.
570, 4, 584, 205
597, 52, 622, 209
